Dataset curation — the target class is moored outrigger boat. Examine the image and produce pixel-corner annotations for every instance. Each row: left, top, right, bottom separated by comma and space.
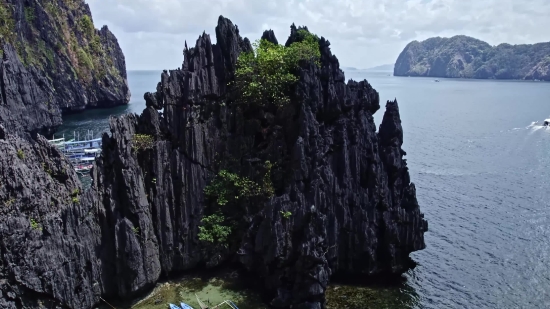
168, 294, 239, 309
48, 135, 75, 149
47, 130, 103, 174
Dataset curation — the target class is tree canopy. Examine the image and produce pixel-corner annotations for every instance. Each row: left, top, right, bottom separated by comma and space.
232, 30, 321, 107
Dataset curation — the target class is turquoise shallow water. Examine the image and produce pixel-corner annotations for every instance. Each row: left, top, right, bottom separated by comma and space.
67, 70, 550, 308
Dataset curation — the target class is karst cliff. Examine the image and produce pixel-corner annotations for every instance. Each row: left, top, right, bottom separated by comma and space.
0, 16, 427, 309
0, 0, 129, 136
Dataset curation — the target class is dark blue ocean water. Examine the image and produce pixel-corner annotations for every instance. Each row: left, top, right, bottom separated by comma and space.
62, 70, 550, 309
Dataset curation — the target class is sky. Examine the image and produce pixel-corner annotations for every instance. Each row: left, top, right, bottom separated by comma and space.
86, 0, 550, 71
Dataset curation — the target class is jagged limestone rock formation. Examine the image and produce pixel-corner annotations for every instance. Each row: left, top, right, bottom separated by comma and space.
0, 0, 130, 136
95, 17, 427, 309
394, 35, 550, 80
0, 124, 104, 309
0, 15, 427, 309
0, 45, 62, 137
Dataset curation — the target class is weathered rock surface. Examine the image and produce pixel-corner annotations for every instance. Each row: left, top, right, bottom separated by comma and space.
0, 44, 61, 137
394, 35, 550, 80
0, 15, 427, 309
0, 124, 105, 309
97, 16, 427, 309
0, 0, 130, 136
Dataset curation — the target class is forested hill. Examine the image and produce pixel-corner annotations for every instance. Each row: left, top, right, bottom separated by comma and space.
394, 35, 550, 81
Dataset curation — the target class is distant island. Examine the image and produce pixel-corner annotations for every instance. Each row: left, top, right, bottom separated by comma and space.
394, 35, 550, 81
367, 63, 394, 71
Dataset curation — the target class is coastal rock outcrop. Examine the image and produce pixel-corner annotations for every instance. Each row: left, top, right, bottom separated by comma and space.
0, 124, 105, 309
95, 16, 427, 308
0, 15, 427, 309
0, 44, 61, 137
0, 0, 130, 136
394, 35, 550, 80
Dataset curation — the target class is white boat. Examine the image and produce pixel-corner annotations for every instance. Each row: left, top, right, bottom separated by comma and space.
49, 131, 103, 174
84, 148, 101, 154
74, 164, 93, 174
49, 137, 65, 143
195, 294, 239, 309
48, 135, 75, 149
544, 119, 550, 126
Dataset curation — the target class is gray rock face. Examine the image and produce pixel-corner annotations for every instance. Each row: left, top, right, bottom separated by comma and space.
0, 15, 427, 309
93, 16, 428, 309
0, 125, 104, 309
0, 0, 130, 136
0, 45, 62, 137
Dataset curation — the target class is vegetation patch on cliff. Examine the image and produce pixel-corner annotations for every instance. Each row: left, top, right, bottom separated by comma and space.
233, 29, 320, 107
200, 164, 274, 246
131, 134, 155, 151
0, 2, 15, 51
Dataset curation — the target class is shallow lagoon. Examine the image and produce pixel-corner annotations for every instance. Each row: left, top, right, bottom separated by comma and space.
101, 269, 418, 309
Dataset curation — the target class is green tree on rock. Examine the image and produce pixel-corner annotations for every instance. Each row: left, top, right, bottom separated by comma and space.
232, 29, 321, 107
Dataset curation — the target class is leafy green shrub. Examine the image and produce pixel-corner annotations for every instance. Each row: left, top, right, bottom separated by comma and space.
232, 30, 320, 107
38, 40, 54, 66
0, 4, 15, 42
77, 48, 93, 69
24, 7, 35, 23
79, 15, 94, 37
45, 2, 59, 17
280, 211, 292, 219
16, 149, 24, 159
204, 170, 261, 206
90, 35, 102, 54
71, 188, 80, 203
131, 134, 154, 151
198, 213, 232, 245
30, 218, 42, 231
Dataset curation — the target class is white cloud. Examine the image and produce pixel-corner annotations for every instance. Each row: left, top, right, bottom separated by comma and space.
86, 0, 550, 70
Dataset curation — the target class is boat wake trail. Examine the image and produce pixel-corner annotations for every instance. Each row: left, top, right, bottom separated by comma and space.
526, 119, 550, 134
